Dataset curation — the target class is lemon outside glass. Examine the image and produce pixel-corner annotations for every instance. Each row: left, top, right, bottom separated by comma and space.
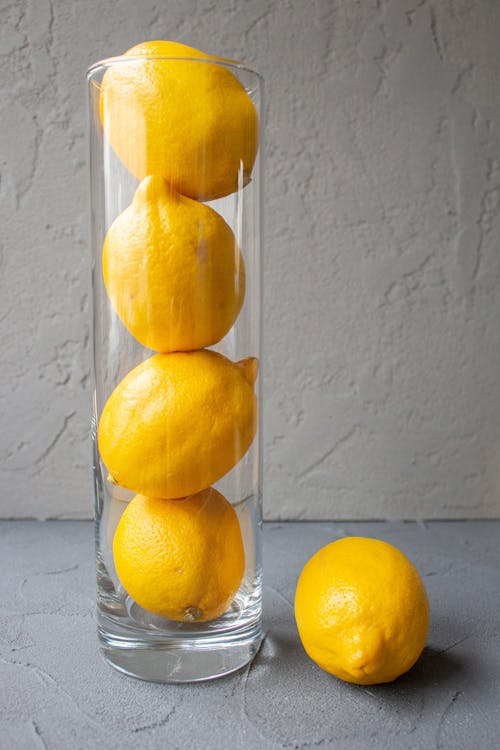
87, 55, 263, 683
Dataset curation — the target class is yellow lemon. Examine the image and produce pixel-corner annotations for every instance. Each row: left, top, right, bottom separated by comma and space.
98, 350, 258, 498
103, 175, 245, 352
113, 489, 245, 622
294, 537, 430, 685
99, 40, 258, 200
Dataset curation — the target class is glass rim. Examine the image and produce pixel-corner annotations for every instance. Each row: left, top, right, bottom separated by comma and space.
86, 54, 263, 83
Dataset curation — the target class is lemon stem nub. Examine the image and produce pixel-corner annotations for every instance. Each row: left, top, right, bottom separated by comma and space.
237, 356, 259, 386
184, 606, 203, 622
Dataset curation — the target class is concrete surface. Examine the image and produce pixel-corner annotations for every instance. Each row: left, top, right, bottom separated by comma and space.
1, 1, 500, 519
1, 520, 499, 749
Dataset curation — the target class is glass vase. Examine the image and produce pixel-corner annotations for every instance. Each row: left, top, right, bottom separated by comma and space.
87, 52, 263, 682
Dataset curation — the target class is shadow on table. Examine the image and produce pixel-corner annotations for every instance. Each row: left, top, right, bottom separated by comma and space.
255, 628, 470, 685
397, 645, 468, 689
243, 629, 474, 749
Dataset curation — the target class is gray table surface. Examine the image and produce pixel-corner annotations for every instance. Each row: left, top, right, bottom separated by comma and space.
1, 520, 499, 750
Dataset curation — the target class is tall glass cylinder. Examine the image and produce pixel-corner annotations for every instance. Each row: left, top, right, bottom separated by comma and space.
87, 51, 263, 682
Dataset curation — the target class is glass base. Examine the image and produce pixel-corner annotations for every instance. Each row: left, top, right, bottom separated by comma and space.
95, 491, 263, 683
98, 613, 262, 683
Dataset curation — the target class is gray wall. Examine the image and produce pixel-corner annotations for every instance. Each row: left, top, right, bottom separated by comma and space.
1, 0, 500, 519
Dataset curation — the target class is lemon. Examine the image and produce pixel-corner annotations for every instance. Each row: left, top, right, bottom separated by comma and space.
113, 489, 245, 622
99, 40, 258, 200
294, 537, 430, 685
103, 175, 245, 352
98, 350, 258, 498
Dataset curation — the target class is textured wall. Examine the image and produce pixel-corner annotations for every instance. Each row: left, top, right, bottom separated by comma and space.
1, 0, 500, 519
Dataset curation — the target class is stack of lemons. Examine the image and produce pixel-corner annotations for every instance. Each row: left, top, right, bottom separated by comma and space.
97, 41, 259, 623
